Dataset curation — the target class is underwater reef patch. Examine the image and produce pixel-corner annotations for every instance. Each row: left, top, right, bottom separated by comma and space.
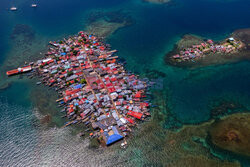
209, 113, 250, 157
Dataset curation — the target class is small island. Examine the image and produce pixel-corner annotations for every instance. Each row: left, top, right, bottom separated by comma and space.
6, 31, 151, 147
165, 29, 250, 68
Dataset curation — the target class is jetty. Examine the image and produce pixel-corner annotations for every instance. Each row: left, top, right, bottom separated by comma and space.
6, 31, 151, 146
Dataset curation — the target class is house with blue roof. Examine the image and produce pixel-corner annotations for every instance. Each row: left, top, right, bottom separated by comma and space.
103, 126, 123, 146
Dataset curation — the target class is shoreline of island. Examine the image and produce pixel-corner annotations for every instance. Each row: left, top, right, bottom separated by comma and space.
6, 31, 152, 148
165, 28, 250, 68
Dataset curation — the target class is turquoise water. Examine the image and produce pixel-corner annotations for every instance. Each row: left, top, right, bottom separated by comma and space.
1, 0, 250, 166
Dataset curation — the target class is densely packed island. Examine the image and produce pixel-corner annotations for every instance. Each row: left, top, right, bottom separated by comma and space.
165, 28, 250, 68
6, 31, 151, 147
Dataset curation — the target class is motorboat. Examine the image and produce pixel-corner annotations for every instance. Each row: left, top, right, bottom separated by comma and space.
10, 7, 17, 11
31, 4, 37, 8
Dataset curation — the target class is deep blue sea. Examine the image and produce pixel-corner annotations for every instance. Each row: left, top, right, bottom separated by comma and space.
1, 0, 250, 166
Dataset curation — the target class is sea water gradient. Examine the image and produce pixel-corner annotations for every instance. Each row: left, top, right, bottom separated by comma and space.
0, 0, 250, 166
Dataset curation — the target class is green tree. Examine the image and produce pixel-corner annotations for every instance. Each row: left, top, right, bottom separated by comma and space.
80, 79, 87, 84
67, 71, 73, 76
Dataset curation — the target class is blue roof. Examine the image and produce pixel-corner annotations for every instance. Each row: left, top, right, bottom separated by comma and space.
61, 52, 66, 56
104, 126, 124, 145
106, 134, 123, 145
74, 84, 82, 89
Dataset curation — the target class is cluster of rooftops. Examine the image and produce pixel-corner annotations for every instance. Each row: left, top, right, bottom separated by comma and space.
32, 31, 151, 146
172, 37, 243, 62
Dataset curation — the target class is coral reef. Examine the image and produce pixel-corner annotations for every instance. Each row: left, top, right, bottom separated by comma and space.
209, 113, 250, 157
85, 10, 134, 38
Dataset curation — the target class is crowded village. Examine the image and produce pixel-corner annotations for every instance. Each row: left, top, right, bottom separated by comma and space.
171, 37, 244, 62
6, 31, 151, 147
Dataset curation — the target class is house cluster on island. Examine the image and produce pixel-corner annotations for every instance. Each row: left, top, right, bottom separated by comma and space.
172, 37, 244, 62
29, 31, 151, 146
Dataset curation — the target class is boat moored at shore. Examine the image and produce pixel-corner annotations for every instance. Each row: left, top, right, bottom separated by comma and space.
6, 66, 32, 76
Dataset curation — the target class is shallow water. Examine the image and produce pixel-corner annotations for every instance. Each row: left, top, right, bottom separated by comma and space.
1, 0, 250, 166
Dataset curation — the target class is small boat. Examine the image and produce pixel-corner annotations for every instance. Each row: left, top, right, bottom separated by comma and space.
31, 4, 37, 8
85, 128, 90, 132
72, 120, 78, 124
77, 132, 85, 138
120, 140, 127, 149
85, 121, 90, 125
36, 82, 41, 85
6, 65, 32, 76
10, 7, 17, 11
60, 109, 65, 113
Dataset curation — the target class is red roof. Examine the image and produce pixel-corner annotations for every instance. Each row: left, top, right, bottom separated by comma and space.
85, 65, 91, 69
47, 59, 54, 64
69, 108, 74, 113
100, 46, 105, 51
140, 102, 149, 108
75, 72, 83, 76
116, 101, 121, 106
125, 117, 135, 124
61, 71, 67, 75
96, 79, 101, 84
99, 84, 105, 89
65, 88, 80, 96
108, 87, 116, 93
106, 82, 113, 87
59, 75, 65, 79
110, 77, 117, 82
127, 111, 143, 120
50, 79, 55, 83
135, 92, 141, 98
